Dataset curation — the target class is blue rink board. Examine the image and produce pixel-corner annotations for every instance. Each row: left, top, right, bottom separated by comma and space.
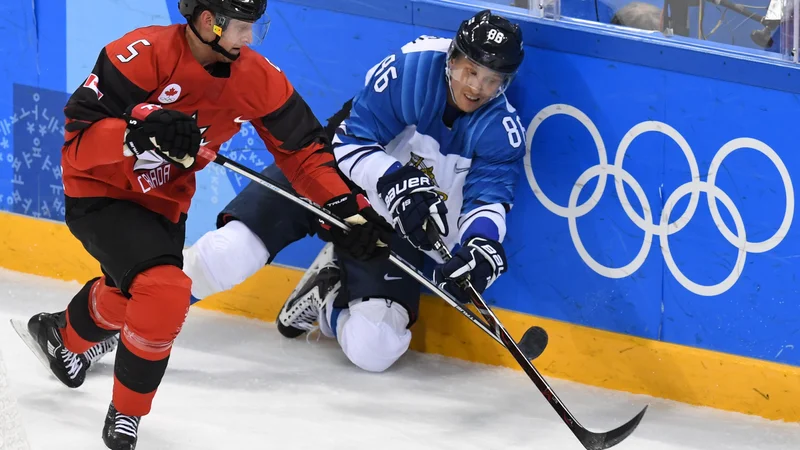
0, 0, 796, 366
181, 0, 800, 366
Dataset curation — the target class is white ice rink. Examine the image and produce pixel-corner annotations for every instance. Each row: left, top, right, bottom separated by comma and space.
0, 269, 798, 450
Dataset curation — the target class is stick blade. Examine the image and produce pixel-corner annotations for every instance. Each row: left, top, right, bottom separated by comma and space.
518, 326, 548, 360
578, 405, 649, 450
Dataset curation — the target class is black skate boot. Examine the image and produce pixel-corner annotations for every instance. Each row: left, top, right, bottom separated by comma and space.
277, 243, 341, 338
103, 402, 140, 450
26, 312, 89, 388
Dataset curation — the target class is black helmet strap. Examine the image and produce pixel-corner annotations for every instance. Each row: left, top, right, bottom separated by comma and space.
187, 14, 240, 61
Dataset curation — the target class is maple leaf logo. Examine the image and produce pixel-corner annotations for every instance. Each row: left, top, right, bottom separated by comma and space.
158, 83, 182, 104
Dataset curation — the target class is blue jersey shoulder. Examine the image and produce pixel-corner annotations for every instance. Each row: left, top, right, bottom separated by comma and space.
348, 36, 451, 143
467, 95, 526, 161
461, 96, 527, 212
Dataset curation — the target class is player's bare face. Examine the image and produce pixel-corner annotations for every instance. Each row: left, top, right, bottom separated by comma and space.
448, 56, 505, 113
217, 19, 257, 59
190, 12, 271, 64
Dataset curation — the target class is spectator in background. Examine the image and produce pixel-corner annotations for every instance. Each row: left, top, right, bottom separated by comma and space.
512, 0, 662, 33
610, 2, 663, 30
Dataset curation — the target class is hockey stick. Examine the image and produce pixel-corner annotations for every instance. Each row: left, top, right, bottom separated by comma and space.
198, 148, 547, 360
203, 149, 646, 447
424, 225, 648, 450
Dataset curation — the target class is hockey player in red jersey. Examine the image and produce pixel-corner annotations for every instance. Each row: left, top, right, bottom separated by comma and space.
20, 0, 391, 448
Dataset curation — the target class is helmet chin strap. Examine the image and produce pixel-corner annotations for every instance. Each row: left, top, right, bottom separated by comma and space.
187, 19, 239, 61
444, 64, 459, 110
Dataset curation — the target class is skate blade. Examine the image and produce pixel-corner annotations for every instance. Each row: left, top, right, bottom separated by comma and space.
9, 318, 54, 378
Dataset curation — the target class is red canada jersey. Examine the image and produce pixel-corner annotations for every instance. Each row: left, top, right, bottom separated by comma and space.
62, 24, 350, 223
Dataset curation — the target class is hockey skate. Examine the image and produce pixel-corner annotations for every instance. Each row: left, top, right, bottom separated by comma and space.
84, 334, 120, 366
103, 402, 140, 450
276, 243, 341, 338
9, 312, 89, 388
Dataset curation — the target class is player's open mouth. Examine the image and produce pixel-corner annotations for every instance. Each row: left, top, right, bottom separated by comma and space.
464, 93, 480, 103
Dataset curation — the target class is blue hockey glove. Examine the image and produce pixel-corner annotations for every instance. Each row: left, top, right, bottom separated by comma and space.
433, 237, 507, 304
376, 165, 448, 251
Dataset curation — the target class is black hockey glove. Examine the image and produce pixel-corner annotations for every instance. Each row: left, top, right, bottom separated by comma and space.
433, 237, 507, 304
317, 193, 393, 261
376, 165, 448, 251
123, 103, 201, 169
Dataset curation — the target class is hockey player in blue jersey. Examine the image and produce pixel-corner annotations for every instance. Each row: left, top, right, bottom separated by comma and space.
183, 10, 526, 372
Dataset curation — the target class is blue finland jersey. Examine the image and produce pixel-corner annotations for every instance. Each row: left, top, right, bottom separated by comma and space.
332, 36, 526, 252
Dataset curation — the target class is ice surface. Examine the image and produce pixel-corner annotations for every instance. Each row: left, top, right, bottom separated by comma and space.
0, 269, 797, 449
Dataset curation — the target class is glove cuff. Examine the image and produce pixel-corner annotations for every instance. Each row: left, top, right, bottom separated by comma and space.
124, 103, 163, 124
324, 193, 359, 220
123, 128, 157, 156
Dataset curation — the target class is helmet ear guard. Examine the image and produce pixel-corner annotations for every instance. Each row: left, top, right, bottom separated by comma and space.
212, 15, 226, 37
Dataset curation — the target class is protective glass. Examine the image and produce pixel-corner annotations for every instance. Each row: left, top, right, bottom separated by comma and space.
780, 0, 799, 62
215, 13, 271, 46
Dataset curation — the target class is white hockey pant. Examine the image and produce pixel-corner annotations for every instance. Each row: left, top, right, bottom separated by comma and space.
182, 220, 269, 300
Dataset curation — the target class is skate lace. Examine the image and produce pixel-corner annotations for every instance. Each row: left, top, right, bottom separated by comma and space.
84, 336, 118, 364
59, 348, 85, 380
305, 326, 322, 343
293, 306, 319, 331
115, 413, 140, 439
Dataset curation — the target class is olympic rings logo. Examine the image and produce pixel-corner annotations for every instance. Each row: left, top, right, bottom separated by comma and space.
523, 104, 794, 297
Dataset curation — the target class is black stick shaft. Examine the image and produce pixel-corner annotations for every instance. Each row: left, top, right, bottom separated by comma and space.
425, 224, 646, 449
199, 149, 537, 357
202, 149, 644, 447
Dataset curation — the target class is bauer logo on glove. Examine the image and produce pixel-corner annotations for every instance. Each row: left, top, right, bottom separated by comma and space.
433, 236, 508, 304
381, 175, 433, 207
377, 165, 449, 251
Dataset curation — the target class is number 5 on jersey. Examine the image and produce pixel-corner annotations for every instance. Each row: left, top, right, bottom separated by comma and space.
372, 54, 397, 93
116, 39, 151, 63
